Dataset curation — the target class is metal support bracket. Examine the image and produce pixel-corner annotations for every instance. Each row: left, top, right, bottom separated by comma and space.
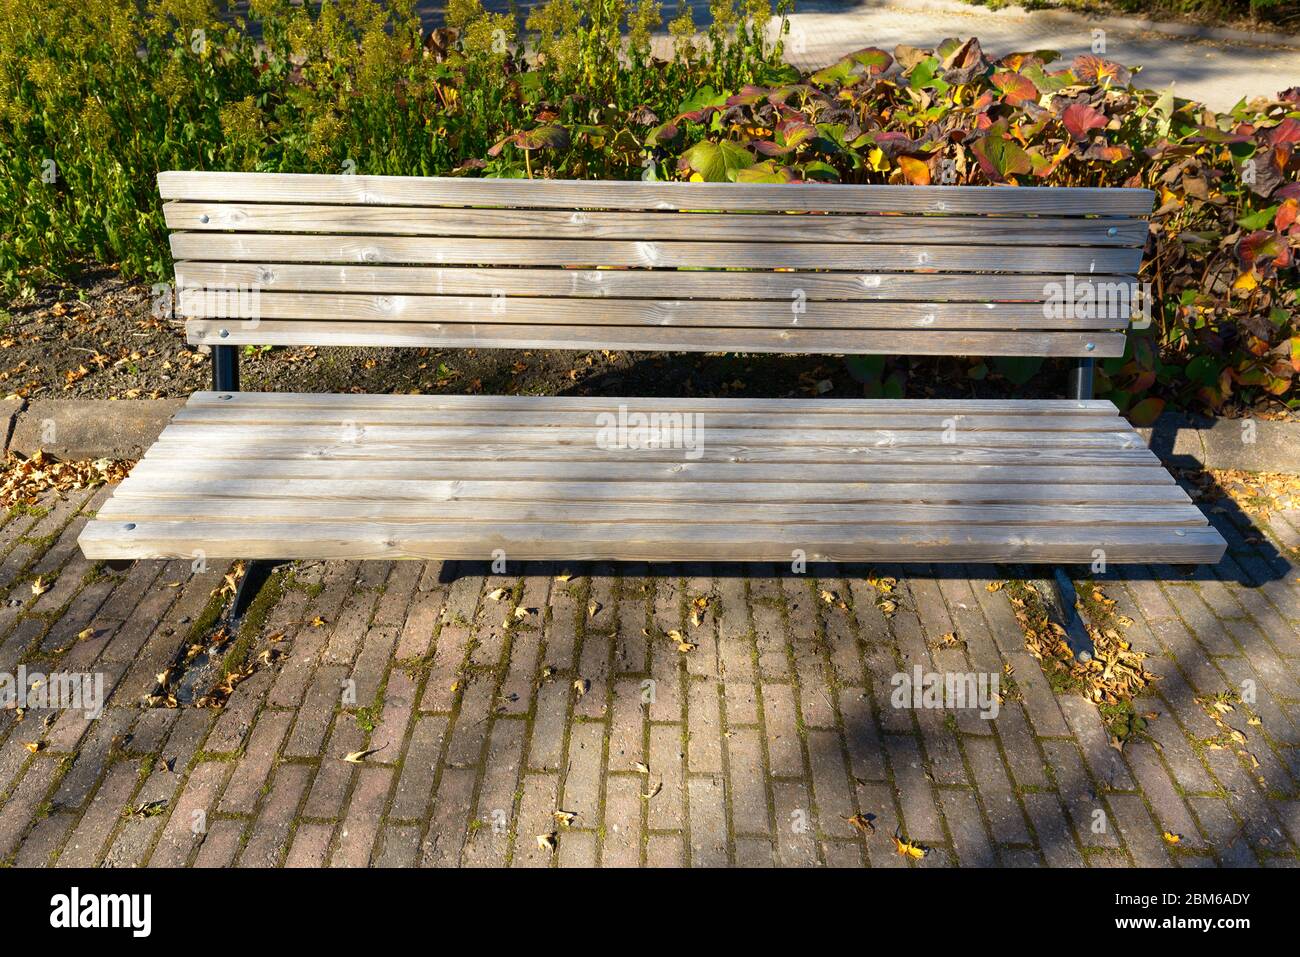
1033, 568, 1095, 663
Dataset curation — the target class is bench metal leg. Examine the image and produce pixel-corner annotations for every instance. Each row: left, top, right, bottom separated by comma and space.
223, 559, 282, 627
1068, 357, 1094, 401
210, 345, 260, 627
1034, 569, 1095, 662
212, 344, 240, 392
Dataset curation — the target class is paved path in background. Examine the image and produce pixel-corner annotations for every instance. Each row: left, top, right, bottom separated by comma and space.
775, 0, 1300, 110
416, 0, 1300, 111
1, 483, 1299, 867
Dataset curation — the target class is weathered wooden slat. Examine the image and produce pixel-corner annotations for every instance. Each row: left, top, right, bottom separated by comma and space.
177, 293, 1127, 330
171, 407, 1127, 432
143, 441, 1159, 468
78, 518, 1224, 564
109, 476, 1190, 505
123, 456, 1175, 486
186, 319, 1126, 356
164, 202, 1149, 246
95, 496, 1205, 528
175, 262, 1138, 303
181, 391, 1120, 416
170, 233, 1144, 273
157, 172, 1157, 216
148, 422, 1143, 449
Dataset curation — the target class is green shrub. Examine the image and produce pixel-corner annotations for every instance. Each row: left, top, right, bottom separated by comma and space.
0, 0, 791, 293
0, 1, 1295, 416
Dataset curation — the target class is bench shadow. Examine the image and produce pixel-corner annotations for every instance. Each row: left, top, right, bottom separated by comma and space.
427, 466, 1291, 865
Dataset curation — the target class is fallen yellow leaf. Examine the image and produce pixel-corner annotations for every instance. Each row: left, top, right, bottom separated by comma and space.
892, 834, 927, 859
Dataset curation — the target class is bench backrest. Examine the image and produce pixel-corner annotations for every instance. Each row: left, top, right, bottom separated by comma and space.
161, 172, 1153, 358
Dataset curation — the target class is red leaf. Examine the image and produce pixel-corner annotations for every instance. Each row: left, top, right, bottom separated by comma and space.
1072, 53, 1132, 87
1062, 103, 1107, 141
1266, 118, 1300, 148
991, 71, 1039, 107
1277, 199, 1298, 232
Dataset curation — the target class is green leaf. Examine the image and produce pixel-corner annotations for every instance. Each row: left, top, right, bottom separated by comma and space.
797, 161, 841, 182
1185, 354, 1222, 385
811, 47, 893, 86
844, 355, 885, 384
676, 86, 729, 115
908, 57, 949, 93
970, 129, 1033, 182
1237, 206, 1278, 230
815, 123, 850, 150
733, 160, 795, 183
991, 356, 1042, 386
1022, 63, 1074, 94
678, 140, 755, 182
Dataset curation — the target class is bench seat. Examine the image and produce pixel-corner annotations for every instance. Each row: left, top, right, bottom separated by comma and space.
78, 392, 1226, 565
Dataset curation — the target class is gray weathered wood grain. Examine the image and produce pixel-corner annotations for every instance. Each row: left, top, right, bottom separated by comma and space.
157, 171, 1157, 216
164, 202, 1149, 246
170, 232, 1144, 273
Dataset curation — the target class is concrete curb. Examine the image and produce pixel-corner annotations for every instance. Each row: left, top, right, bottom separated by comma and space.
842, 0, 1300, 51
2, 398, 1297, 473
1138, 412, 1300, 473
0, 399, 22, 454
6, 398, 187, 461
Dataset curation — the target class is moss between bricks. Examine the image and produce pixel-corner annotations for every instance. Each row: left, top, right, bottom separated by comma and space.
220, 566, 288, 676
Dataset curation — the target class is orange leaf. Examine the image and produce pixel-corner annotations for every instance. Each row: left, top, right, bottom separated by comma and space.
897, 155, 931, 186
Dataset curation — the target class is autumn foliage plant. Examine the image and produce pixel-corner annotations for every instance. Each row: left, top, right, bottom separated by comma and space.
0, 0, 1296, 418
663, 39, 1300, 421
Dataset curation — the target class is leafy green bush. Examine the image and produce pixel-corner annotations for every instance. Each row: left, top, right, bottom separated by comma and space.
0, 1, 1296, 417
0, 0, 790, 293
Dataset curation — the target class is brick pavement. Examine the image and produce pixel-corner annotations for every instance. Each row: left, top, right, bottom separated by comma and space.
1, 483, 1298, 867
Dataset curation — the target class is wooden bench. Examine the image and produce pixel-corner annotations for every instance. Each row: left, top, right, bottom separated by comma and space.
77, 172, 1226, 566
